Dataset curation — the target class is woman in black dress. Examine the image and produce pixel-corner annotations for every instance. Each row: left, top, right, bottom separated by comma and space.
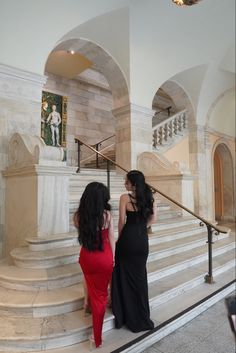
112, 170, 156, 332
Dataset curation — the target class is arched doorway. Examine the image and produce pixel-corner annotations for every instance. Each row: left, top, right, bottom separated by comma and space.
213, 143, 234, 222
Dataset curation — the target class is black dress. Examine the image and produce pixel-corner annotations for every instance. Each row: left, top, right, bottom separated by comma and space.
112, 197, 154, 332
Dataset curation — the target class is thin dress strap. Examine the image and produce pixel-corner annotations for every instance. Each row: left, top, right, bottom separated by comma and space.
128, 194, 137, 212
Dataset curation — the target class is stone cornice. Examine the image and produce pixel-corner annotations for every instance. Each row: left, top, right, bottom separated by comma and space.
0, 63, 46, 102
112, 103, 155, 118
0, 63, 47, 86
146, 174, 197, 181
205, 126, 236, 142
2, 164, 74, 178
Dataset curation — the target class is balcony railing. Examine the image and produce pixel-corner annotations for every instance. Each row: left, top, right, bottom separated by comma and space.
153, 109, 187, 149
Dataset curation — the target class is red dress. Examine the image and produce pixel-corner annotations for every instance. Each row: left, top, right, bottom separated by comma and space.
79, 228, 113, 347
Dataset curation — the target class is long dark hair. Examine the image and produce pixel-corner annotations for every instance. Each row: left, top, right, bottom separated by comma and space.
127, 170, 154, 221
75, 182, 111, 251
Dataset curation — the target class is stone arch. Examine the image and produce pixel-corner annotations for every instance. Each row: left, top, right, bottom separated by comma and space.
212, 141, 234, 222
46, 38, 129, 110
206, 87, 235, 131
42, 38, 130, 167
152, 80, 195, 126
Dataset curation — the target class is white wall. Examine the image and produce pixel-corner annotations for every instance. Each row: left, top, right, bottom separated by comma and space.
129, 0, 235, 108
0, 0, 131, 75
208, 89, 235, 137
0, 0, 234, 116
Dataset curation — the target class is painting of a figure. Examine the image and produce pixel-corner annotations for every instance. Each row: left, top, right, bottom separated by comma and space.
41, 91, 67, 147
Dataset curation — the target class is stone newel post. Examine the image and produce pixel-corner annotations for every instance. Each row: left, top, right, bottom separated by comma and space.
3, 133, 73, 256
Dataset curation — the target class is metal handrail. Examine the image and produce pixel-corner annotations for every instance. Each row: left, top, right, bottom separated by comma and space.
74, 135, 229, 283
81, 143, 115, 165
90, 134, 115, 168
91, 134, 115, 148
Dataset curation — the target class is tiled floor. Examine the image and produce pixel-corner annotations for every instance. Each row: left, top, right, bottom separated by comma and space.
142, 294, 236, 353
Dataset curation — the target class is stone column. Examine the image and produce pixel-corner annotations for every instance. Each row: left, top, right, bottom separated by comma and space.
112, 104, 154, 171
0, 64, 46, 258
188, 123, 208, 217
2, 133, 74, 257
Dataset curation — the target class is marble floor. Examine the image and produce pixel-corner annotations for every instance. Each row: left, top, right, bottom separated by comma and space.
141, 293, 236, 353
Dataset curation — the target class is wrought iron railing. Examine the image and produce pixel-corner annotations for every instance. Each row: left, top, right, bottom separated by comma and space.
74, 136, 229, 284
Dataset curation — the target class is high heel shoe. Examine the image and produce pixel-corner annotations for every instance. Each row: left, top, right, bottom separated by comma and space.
89, 336, 102, 350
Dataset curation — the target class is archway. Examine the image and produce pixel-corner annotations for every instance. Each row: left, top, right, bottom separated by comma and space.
46, 38, 129, 110
213, 143, 234, 222
42, 38, 130, 167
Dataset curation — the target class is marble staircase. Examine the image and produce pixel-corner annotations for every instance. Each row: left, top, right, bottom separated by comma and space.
0, 169, 234, 352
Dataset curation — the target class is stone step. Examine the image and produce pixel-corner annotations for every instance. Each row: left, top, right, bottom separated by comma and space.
26, 233, 78, 251
152, 217, 199, 231
0, 284, 84, 317
147, 232, 229, 263
0, 308, 114, 351
0, 264, 82, 291
0, 253, 234, 352
147, 237, 235, 283
68, 199, 172, 211
12, 270, 233, 353
70, 168, 119, 177
149, 249, 236, 310
0, 237, 235, 305
148, 223, 207, 246
10, 246, 80, 269
8, 227, 230, 276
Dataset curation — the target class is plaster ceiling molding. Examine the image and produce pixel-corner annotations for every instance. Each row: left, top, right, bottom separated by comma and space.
51, 38, 129, 109
137, 151, 181, 177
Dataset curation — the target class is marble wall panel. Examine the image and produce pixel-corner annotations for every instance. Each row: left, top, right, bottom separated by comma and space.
44, 70, 114, 166
0, 65, 46, 259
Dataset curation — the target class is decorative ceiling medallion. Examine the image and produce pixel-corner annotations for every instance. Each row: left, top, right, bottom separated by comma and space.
172, 0, 202, 6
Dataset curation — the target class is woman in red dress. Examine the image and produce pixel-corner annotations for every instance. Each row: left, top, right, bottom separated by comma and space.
74, 182, 115, 348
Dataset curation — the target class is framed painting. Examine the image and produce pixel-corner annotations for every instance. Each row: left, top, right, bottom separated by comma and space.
41, 91, 67, 148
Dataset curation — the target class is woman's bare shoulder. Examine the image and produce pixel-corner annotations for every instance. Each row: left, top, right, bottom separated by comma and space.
120, 193, 129, 201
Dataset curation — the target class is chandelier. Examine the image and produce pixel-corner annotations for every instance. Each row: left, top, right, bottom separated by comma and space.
172, 0, 202, 6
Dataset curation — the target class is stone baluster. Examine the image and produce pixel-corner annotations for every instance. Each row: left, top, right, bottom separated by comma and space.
159, 126, 164, 145
169, 120, 173, 138
153, 129, 157, 148
174, 117, 178, 135
164, 123, 168, 142
152, 109, 187, 149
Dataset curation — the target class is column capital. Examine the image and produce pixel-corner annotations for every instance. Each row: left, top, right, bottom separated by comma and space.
112, 103, 155, 119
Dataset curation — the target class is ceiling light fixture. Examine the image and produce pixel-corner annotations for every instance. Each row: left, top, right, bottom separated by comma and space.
172, 0, 202, 6
67, 50, 75, 55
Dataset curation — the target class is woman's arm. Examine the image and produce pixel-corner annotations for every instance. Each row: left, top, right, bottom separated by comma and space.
118, 194, 127, 237
108, 212, 115, 260
73, 211, 79, 229
147, 195, 157, 228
